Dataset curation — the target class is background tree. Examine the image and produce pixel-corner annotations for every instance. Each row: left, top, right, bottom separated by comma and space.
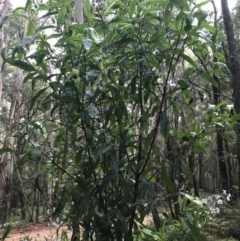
221, 0, 240, 194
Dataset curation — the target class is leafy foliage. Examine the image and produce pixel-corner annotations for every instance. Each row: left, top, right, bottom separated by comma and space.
3, 0, 239, 240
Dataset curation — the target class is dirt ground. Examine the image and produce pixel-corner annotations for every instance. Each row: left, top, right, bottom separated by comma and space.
2, 223, 71, 241
1, 214, 155, 241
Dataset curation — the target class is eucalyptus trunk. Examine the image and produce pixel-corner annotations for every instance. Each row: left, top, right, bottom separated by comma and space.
221, 0, 240, 195
0, 68, 23, 224
0, 0, 10, 107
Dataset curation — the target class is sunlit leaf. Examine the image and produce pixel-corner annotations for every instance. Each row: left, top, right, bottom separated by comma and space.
83, 38, 92, 51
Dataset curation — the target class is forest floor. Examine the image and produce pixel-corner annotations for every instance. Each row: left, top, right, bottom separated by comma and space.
3, 215, 154, 241
5, 222, 71, 241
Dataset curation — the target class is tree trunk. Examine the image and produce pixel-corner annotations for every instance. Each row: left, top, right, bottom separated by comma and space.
0, 68, 23, 224
74, 0, 83, 23
221, 0, 240, 195
198, 153, 203, 189
211, 1, 229, 192
0, 0, 10, 107
0, 0, 11, 221
188, 148, 199, 197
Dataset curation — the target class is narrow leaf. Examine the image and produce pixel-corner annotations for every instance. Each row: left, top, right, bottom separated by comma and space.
5, 58, 35, 71
1, 225, 11, 240
201, 72, 218, 87
181, 161, 193, 186
160, 114, 169, 139
162, 173, 176, 193
181, 53, 197, 68
25, 0, 32, 10
33, 171, 44, 193
129, 0, 137, 18
83, 0, 92, 20
152, 207, 161, 231
111, 162, 118, 186
30, 87, 48, 110
0, 148, 13, 155
194, 0, 212, 9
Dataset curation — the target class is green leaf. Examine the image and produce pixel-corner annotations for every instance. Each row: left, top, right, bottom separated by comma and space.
183, 89, 192, 105
16, 36, 36, 47
39, 11, 58, 19
33, 171, 44, 193
1, 225, 11, 241
201, 72, 218, 87
194, 0, 212, 9
53, 188, 66, 217
83, 0, 92, 21
32, 145, 42, 160
152, 207, 161, 231
0, 148, 13, 155
30, 87, 48, 110
181, 53, 197, 68
47, 33, 62, 39
5, 58, 35, 71
38, 3, 50, 11
231, 113, 240, 121
140, 228, 152, 235
131, 75, 137, 95
86, 128, 93, 141
181, 161, 193, 186
178, 79, 189, 90
200, 22, 216, 34
129, 0, 137, 18
112, 37, 135, 47
83, 38, 93, 51
23, 73, 36, 83
188, 221, 205, 241
214, 52, 226, 63
142, 179, 157, 197
26, 121, 44, 135
57, 9, 65, 25
162, 172, 176, 193
160, 114, 169, 139
25, 0, 32, 10
85, 27, 102, 44
194, 142, 207, 154
219, 131, 231, 142
180, 216, 190, 232
12, 11, 28, 19
105, 105, 114, 126
183, 67, 195, 77
26, 20, 36, 36
111, 162, 118, 186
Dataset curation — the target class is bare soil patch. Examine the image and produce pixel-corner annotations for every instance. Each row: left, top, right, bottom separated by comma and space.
2, 207, 168, 241
2, 222, 71, 241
